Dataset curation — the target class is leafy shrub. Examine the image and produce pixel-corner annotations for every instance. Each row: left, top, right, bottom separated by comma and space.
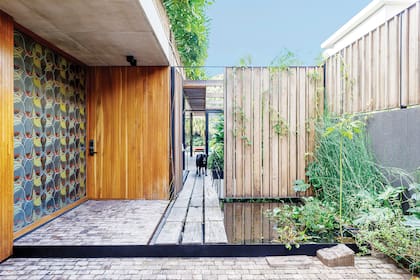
266, 198, 339, 248
163, 0, 213, 79
266, 203, 307, 249
306, 114, 386, 222
208, 115, 224, 170
298, 197, 338, 242
306, 114, 419, 273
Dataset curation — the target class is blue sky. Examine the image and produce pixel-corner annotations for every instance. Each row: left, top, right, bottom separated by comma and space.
205, 0, 371, 73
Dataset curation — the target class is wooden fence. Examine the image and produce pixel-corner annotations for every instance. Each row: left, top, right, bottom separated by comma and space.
325, 1, 420, 114
224, 67, 324, 198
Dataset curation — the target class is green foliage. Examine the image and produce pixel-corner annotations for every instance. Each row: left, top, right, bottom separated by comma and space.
354, 188, 420, 274
306, 113, 419, 272
233, 104, 252, 145
163, 0, 213, 79
323, 115, 365, 239
358, 223, 419, 274
404, 182, 420, 229
192, 134, 204, 146
298, 197, 338, 242
269, 49, 302, 72
306, 114, 386, 222
270, 107, 289, 136
208, 115, 224, 171
266, 203, 308, 249
293, 180, 310, 193
238, 54, 253, 67
188, 117, 205, 147
314, 52, 327, 67
266, 198, 339, 249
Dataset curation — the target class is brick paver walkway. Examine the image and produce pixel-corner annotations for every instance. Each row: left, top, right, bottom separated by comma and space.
0, 256, 412, 279
15, 200, 168, 245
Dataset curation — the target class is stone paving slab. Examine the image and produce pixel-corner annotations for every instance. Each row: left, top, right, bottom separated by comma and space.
15, 200, 168, 246
0, 256, 411, 279
266, 255, 312, 268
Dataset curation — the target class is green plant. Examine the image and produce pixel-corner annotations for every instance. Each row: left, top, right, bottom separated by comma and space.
238, 54, 253, 67
163, 0, 213, 79
298, 197, 338, 242
270, 107, 289, 136
208, 115, 224, 171
266, 203, 308, 249
192, 134, 204, 146
293, 180, 310, 193
404, 182, 420, 229
354, 189, 420, 274
307, 115, 385, 219
306, 114, 420, 272
269, 48, 302, 72
267, 198, 339, 248
233, 104, 252, 145
323, 115, 364, 240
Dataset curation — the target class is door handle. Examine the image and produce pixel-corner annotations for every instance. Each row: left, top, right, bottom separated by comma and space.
89, 139, 97, 156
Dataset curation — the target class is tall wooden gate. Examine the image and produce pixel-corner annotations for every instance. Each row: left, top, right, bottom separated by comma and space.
224, 67, 323, 198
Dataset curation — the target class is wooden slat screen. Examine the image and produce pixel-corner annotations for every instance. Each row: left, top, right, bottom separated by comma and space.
224, 67, 323, 198
325, 1, 420, 114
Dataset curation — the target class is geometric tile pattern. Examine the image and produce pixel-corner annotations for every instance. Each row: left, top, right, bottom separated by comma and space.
13, 30, 86, 231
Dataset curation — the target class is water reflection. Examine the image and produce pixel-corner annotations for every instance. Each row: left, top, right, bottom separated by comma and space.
223, 202, 281, 244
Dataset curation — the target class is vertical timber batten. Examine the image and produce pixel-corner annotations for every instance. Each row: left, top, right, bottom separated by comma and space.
0, 10, 14, 261
224, 67, 323, 198
87, 67, 170, 200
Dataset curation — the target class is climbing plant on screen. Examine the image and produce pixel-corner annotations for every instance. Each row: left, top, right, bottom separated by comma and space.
163, 0, 213, 80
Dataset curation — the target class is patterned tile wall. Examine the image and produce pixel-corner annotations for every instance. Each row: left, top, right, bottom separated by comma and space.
13, 30, 86, 232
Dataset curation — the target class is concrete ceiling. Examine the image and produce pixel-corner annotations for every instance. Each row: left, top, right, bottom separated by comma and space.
0, 0, 170, 66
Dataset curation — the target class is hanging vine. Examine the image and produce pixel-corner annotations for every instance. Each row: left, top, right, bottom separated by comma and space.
233, 103, 252, 146
163, 0, 213, 80
270, 107, 289, 137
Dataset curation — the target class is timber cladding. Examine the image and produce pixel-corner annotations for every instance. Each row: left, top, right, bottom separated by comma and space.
224, 67, 324, 198
325, 1, 420, 114
87, 67, 170, 200
0, 10, 14, 261
171, 68, 184, 197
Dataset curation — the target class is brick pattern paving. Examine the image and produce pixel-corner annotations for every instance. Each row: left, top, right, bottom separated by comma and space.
15, 200, 168, 245
0, 256, 411, 279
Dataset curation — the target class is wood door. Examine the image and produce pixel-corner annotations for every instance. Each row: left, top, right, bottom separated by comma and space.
87, 66, 170, 200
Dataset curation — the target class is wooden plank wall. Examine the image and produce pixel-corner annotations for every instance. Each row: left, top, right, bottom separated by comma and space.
172, 68, 184, 197
325, 1, 420, 114
87, 67, 170, 200
0, 10, 14, 262
224, 67, 323, 198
